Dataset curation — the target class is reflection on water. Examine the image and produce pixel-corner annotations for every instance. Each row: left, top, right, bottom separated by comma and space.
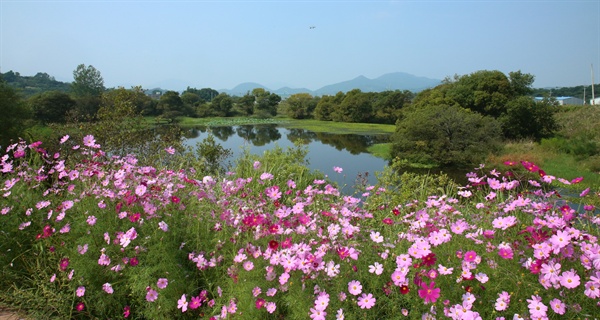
183, 124, 390, 189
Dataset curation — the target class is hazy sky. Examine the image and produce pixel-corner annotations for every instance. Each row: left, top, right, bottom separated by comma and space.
1, 0, 599, 91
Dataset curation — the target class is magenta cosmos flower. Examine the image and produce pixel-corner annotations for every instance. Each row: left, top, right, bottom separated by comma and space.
418, 281, 441, 304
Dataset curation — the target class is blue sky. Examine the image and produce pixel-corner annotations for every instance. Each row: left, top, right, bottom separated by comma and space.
1, 0, 599, 91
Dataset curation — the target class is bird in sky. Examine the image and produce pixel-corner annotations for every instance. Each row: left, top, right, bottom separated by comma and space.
309, 25, 316, 29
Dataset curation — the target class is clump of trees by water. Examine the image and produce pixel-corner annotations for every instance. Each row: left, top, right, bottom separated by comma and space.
2, 65, 599, 170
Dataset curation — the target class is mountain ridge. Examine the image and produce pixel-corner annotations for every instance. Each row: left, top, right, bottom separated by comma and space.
220, 72, 442, 97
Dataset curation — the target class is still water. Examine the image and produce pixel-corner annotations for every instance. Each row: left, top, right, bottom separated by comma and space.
183, 124, 390, 189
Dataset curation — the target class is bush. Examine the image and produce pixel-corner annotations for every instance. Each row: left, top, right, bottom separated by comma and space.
391, 105, 502, 168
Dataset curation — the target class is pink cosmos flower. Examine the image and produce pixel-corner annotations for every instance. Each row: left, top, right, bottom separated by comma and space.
189, 296, 202, 309
60, 135, 70, 144
559, 269, 581, 289
498, 247, 514, 260
418, 281, 440, 304
157, 278, 168, 289
309, 307, 326, 320
265, 302, 276, 313
549, 298, 565, 315
76, 286, 85, 297
348, 280, 362, 295
255, 298, 266, 309
357, 293, 376, 309
177, 294, 188, 312
103, 283, 114, 294
164, 146, 175, 154
83, 135, 96, 148
243, 260, 254, 271
146, 288, 158, 302
464, 250, 477, 262
333, 166, 343, 173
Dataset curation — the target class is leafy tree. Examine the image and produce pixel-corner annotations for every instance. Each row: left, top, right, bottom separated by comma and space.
391, 104, 502, 167
102, 86, 154, 115
282, 93, 318, 119
508, 70, 535, 96
29, 91, 76, 124
332, 89, 372, 123
500, 96, 559, 141
0, 77, 31, 146
71, 64, 105, 97
210, 93, 233, 117
238, 92, 256, 116
184, 87, 219, 103
314, 92, 344, 121
157, 91, 185, 121
71, 64, 105, 119
445, 70, 512, 118
371, 90, 414, 124
252, 88, 281, 117
313, 95, 335, 121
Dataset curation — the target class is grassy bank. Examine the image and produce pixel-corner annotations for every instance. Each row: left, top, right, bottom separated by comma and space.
174, 116, 396, 135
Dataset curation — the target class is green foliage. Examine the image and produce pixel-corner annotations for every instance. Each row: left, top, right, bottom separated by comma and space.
391, 104, 502, 167
2, 70, 71, 98
29, 90, 77, 124
500, 96, 559, 141
281, 93, 318, 119
71, 64, 105, 98
332, 89, 372, 123
210, 93, 234, 117
183, 87, 219, 103
0, 77, 32, 146
371, 90, 414, 124
157, 90, 186, 121
70, 64, 105, 120
252, 88, 282, 117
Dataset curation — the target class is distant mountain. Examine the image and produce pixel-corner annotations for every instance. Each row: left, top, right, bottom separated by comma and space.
221, 82, 267, 96
220, 72, 442, 97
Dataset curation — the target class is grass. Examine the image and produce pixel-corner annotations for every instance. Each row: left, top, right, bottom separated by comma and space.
173, 116, 396, 135
487, 140, 600, 191
366, 143, 392, 160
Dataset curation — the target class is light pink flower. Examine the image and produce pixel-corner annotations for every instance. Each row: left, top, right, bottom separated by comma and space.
177, 294, 188, 312
357, 293, 376, 309
348, 280, 362, 296
559, 269, 580, 289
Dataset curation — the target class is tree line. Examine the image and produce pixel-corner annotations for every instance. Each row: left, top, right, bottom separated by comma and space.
0, 65, 573, 168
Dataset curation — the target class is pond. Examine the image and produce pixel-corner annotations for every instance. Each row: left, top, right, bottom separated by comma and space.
183, 124, 391, 190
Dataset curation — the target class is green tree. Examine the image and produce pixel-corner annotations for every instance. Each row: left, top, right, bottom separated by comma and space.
445, 70, 512, 118
71, 64, 105, 97
157, 91, 185, 121
210, 93, 233, 117
282, 93, 318, 119
332, 89, 372, 123
252, 88, 281, 117
371, 90, 414, 124
0, 77, 31, 146
29, 91, 76, 124
500, 96, 559, 141
102, 86, 154, 115
391, 104, 502, 167
71, 64, 105, 119
184, 87, 219, 103
238, 92, 255, 116
314, 92, 344, 121
508, 70, 535, 96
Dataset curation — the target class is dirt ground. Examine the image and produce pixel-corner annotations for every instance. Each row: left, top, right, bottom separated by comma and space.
0, 308, 26, 320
